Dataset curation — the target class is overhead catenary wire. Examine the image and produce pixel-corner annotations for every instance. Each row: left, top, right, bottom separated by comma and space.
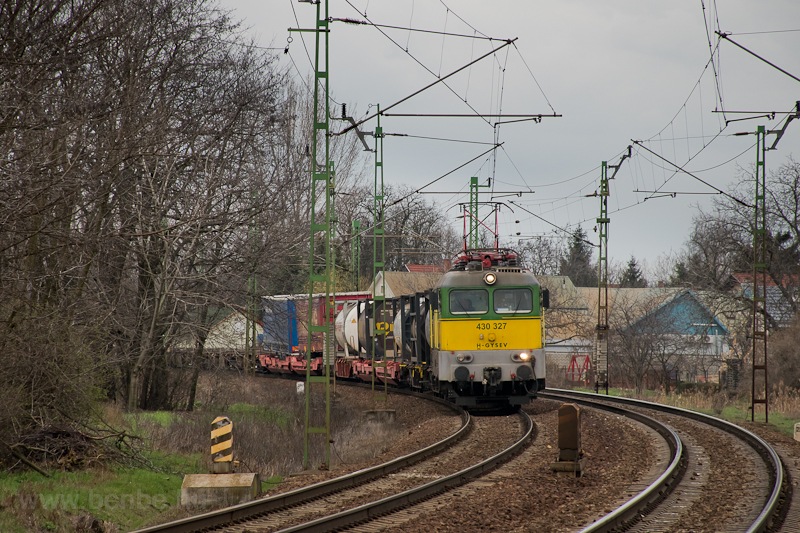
341, 0, 509, 128
510, 201, 597, 247
387, 143, 503, 207
330, 18, 499, 40
336, 37, 517, 135
716, 31, 800, 84
701, 0, 726, 121
632, 140, 751, 207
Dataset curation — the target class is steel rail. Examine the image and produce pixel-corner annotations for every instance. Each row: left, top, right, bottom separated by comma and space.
543, 389, 784, 533
540, 391, 684, 533
270, 409, 534, 533
130, 387, 468, 533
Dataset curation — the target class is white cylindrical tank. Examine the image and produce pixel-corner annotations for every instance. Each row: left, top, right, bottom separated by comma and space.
393, 308, 404, 356
335, 302, 362, 355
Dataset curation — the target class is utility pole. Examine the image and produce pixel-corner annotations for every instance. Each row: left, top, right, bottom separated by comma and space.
467, 177, 490, 249
751, 125, 768, 422
246, 191, 259, 376
352, 220, 360, 290
292, 0, 334, 470
591, 147, 630, 395
372, 108, 389, 410
745, 102, 799, 422
594, 161, 609, 395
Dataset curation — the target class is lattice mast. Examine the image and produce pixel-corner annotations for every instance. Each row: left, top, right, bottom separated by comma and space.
594, 162, 610, 394
467, 177, 491, 249
372, 108, 389, 408
246, 192, 259, 376
747, 102, 800, 421
751, 125, 769, 422
295, 0, 334, 470
591, 147, 630, 394
351, 220, 360, 290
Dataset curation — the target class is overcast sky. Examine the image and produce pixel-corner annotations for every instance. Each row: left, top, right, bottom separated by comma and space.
225, 0, 800, 278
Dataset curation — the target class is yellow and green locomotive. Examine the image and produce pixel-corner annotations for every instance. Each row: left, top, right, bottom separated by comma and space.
393, 249, 548, 407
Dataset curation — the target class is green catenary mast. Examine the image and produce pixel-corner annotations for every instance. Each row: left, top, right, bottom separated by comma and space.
292, 0, 333, 470
751, 125, 768, 422
372, 108, 389, 408
593, 148, 629, 395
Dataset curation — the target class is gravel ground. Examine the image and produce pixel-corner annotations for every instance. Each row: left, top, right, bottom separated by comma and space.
263, 386, 655, 533
258, 380, 800, 533
379, 399, 655, 533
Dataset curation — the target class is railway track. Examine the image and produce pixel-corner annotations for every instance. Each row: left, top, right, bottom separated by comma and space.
131, 384, 794, 533
131, 388, 531, 533
541, 389, 787, 533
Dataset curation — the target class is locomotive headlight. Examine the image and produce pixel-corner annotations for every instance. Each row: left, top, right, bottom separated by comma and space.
456, 353, 473, 363
483, 272, 497, 285
511, 352, 531, 362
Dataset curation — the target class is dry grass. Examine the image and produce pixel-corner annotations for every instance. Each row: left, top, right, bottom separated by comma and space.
768, 382, 800, 419
135, 372, 402, 479
625, 382, 800, 430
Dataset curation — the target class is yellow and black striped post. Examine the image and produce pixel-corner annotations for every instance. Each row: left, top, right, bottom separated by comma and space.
211, 416, 233, 474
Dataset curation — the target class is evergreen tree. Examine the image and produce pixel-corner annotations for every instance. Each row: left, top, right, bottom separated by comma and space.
620, 256, 647, 288
669, 261, 690, 287
558, 228, 598, 287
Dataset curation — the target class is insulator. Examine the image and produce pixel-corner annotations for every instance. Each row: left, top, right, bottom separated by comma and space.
342, 103, 346, 119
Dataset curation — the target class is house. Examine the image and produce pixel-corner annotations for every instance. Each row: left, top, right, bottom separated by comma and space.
543, 285, 733, 385
611, 289, 729, 383
172, 308, 262, 368
731, 273, 799, 328
537, 276, 593, 372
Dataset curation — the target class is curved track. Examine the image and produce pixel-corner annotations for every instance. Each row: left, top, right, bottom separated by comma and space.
131, 389, 468, 533
251, 410, 533, 533
542, 389, 784, 533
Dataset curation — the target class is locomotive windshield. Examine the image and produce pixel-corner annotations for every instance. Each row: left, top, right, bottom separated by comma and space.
493, 288, 533, 314
449, 289, 489, 315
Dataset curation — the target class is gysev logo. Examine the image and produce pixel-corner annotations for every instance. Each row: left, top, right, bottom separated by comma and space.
476, 342, 508, 349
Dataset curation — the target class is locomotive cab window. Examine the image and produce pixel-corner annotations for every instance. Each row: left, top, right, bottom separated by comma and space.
449, 289, 488, 315
493, 288, 533, 314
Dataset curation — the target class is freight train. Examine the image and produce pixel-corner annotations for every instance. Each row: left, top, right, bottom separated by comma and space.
257, 249, 548, 408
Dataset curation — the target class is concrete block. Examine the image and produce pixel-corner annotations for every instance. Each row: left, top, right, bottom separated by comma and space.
181, 473, 260, 509
794, 422, 800, 442
550, 458, 586, 477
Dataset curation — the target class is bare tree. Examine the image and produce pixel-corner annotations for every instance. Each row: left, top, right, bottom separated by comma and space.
354, 186, 461, 275
514, 235, 566, 277
672, 157, 800, 328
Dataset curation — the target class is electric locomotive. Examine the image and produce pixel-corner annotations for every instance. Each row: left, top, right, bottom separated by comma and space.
414, 249, 548, 406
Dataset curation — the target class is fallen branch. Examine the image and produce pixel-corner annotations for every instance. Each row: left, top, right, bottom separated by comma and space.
0, 438, 50, 478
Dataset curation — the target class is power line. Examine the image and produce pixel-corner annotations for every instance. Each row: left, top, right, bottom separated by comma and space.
337, 38, 516, 135
342, 0, 505, 128
716, 31, 800, 84
728, 28, 800, 35
632, 140, 751, 207
330, 18, 497, 40
510, 201, 597, 247
387, 143, 502, 206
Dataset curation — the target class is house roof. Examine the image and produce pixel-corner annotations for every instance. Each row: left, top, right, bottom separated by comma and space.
369, 271, 443, 298
405, 263, 447, 273
732, 273, 799, 287
731, 272, 798, 327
